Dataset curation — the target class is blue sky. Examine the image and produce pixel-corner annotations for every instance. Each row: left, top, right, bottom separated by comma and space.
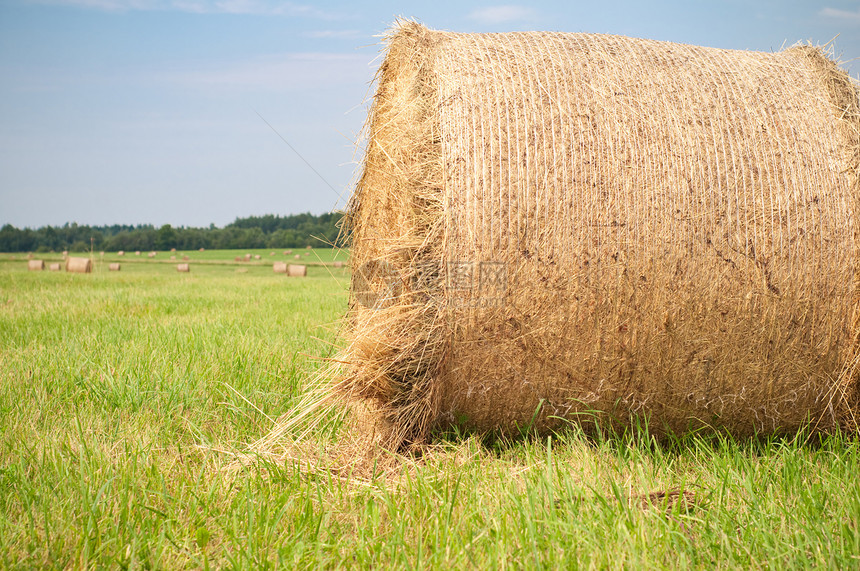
1, 0, 858, 228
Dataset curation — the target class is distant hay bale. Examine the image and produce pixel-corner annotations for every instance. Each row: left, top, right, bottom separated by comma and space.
245, 254, 252, 261
294, 255, 301, 260
118, 251, 125, 256
27, 260, 44, 271
270, 252, 275, 256
333, 261, 345, 268
234, 256, 243, 262
148, 252, 156, 258
49, 263, 61, 271
62, 250, 68, 256
65, 257, 92, 273
287, 264, 307, 277
170, 248, 176, 252
99, 251, 104, 256
304, 252, 310, 256
182, 255, 189, 261
177, 263, 190, 272
340, 23, 860, 447
286, 250, 293, 255
170, 255, 176, 260
26, 253, 33, 260
273, 262, 288, 273
199, 247, 205, 252
306, 245, 312, 249
255, 254, 261, 260
135, 251, 141, 256
109, 263, 121, 271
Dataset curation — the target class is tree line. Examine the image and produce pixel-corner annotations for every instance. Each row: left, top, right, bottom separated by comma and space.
0, 212, 347, 253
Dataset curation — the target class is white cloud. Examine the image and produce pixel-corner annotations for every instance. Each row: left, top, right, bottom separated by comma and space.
304, 30, 363, 39
26, 0, 345, 17
820, 7, 860, 23
468, 5, 536, 25
159, 52, 371, 92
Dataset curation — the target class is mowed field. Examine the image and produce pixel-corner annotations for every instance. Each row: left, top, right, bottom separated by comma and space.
1, 250, 859, 569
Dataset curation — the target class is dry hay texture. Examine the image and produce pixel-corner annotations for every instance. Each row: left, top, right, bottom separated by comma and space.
274, 262, 288, 274
177, 263, 190, 272
338, 22, 860, 449
288, 264, 307, 277
65, 257, 92, 273
109, 263, 121, 271
27, 260, 44, 271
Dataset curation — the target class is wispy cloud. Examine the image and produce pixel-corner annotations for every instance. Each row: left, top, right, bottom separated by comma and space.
820, 7, 860, 23
159, 52, 371, 92
27, 0, 345, 18
303, 30, 363, 40
468, 5, 536, 25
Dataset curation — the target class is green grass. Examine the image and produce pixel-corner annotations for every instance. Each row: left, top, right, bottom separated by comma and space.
1, 256, 858, 569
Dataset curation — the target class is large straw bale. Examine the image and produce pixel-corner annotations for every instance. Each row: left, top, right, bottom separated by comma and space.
27, 260, 44, 271
109, 263, 121, 271
65, 257, 92, 273
274, 262, 288, 274
287, 264, 307, 277
48, 263, 61, 271
343, 23, 860, 447
177, 263, 190, 272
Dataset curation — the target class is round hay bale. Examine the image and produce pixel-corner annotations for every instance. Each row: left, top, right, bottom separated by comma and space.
344, 23, 860, 445
177, 263, 190, 272
109, 263, 121, 271
294, 254, 301, 260
135, 251, 141, 256
182, 255, 189, 261
286, 250, 293, 255
148, 251, 156, 258
26, 253, 33, 260
199, 247, 205, 252
235, 256, 243, 262
170, 255, 176, 260
287, 264, 307, 277
273, 262, 288, 274
65, 257, 92, 273
118, 250, 125, 256
304, 252, 310, 256
62, 250, 68, 256
27, 260, 44, 271
255, 254, 261, 260
245, 253, 252, 261
170, 248, 176, 252
270, 252, 275, 256
48, 263, 61, 271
